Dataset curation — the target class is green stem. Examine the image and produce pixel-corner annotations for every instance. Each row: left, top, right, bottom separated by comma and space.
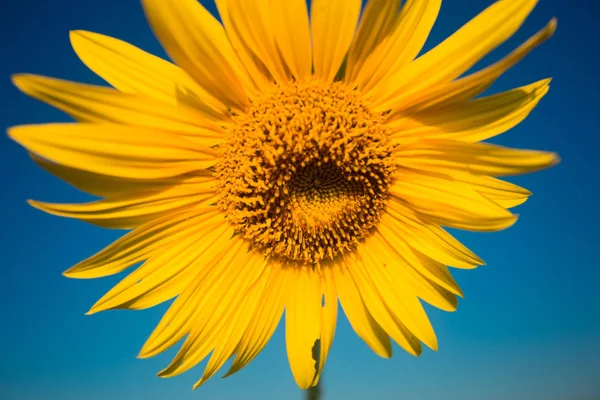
306, 381, 322, 400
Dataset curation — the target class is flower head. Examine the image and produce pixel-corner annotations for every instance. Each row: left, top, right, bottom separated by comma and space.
9, 0, 558, 390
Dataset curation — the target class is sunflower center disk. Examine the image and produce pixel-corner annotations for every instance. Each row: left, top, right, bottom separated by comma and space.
216, 81, 395, 264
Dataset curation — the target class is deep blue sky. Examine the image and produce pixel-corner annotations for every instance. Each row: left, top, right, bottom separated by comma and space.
1, 1, 599, 399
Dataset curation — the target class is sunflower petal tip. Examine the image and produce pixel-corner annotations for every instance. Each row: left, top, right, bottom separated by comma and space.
69, 29, 85, 39
26, 199, 44, 210
221, 370, 234, 379
548, 17, 558, 33
379, 350, 392, 359
10, 73, 28, 88
157, 368, 172, 379
6, 126, 20, 141
192, 379, 206, 390
62, 269, 75, 278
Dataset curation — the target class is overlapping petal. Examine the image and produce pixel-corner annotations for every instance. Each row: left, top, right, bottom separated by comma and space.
69, 30, 226, 117
388, 80, 551, 143
8, 124, 217, 180
351, 0, 441, 92
13, 74, 226, 145
369, 0, 539, 111
142, 0, 254, 109
311, 0, 362, 82
28, 178, 216, 229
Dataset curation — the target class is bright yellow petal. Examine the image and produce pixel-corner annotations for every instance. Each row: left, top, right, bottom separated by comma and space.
214, 0, 272, 89
193, 264, 271, 389
367, 233, 458, 312
12, 74, 226, 144
138, 232, 243, 358
376, 224, 466, 297
8, 124, 217, 180
224, 264, 288, 377
217, 0, 309, 84
270, 0, 312, 81
345, 0, 402, 83
447, 173, 532, 209
317, 265, 338, 380
285, 265, 322, 389
344, 253, 422, 356
32, 154, 212, 198
142, 0, 252, 109
28, 179, 215, 229
389, 172, 518, 231
371, 0, 538, 112
215, 0, 286, 83
157, 246, 266, 378
64, 209, 204, 279
395, 139, 559, 177
410, 18, 557, 111
388, 79, 550, 143
353, 0, 441, 92
379, 206, 483, 270
333, 260, 393, 358
356, 238, 438, 349
69, 30, 226, 117
311, 0, 361, 82
87, 214, 228, 314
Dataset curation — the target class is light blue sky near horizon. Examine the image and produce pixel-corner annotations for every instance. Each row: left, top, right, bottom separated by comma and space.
1, 0, 599, 399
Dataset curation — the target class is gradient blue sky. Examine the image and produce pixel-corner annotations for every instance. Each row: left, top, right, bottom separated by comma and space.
1, 1, 599, 399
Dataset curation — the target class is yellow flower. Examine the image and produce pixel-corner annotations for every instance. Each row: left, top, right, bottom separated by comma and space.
9, 0, 558, 390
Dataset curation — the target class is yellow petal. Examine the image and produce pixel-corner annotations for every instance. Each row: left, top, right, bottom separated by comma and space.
367, 234, 458, 312
214, 0, 272, 90
410, 18, 557, 111
448, 173, 532, 209
371, 0, 538, 112
389, 79, 550, 143
224, 264, 288, 377
389, 172, 518, 231
353, 0, 441, 92
270, 0, 312, 81
356, 238, 438, 349
311, 0, 361, 82
345, 0, 402, 83
317, 265, 338, 381
193, 263, 271, 388
215, 0, 285, 83
8, 123, 217, 180
64, 208, 205, 279
344, 252, 422, 356
12, 74, 226, 144
333, 260, 392, 358
285, 265, 322, 389
395, 139, 559, 177
142, 0, 252, 109
28, 178, 215, 229
379, 206, 483, 270
69, 30, 226, 117
88, 215, 228, 314
217, 0, 302, 84
138, 232, 243, 358
157, 246, 266, 378
32, 154, 213, 198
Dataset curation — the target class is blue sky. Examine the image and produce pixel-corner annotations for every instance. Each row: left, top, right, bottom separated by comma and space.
1, 0, 599, 399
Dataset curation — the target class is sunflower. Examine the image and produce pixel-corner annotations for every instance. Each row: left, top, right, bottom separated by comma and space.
9, 0, 558, 391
